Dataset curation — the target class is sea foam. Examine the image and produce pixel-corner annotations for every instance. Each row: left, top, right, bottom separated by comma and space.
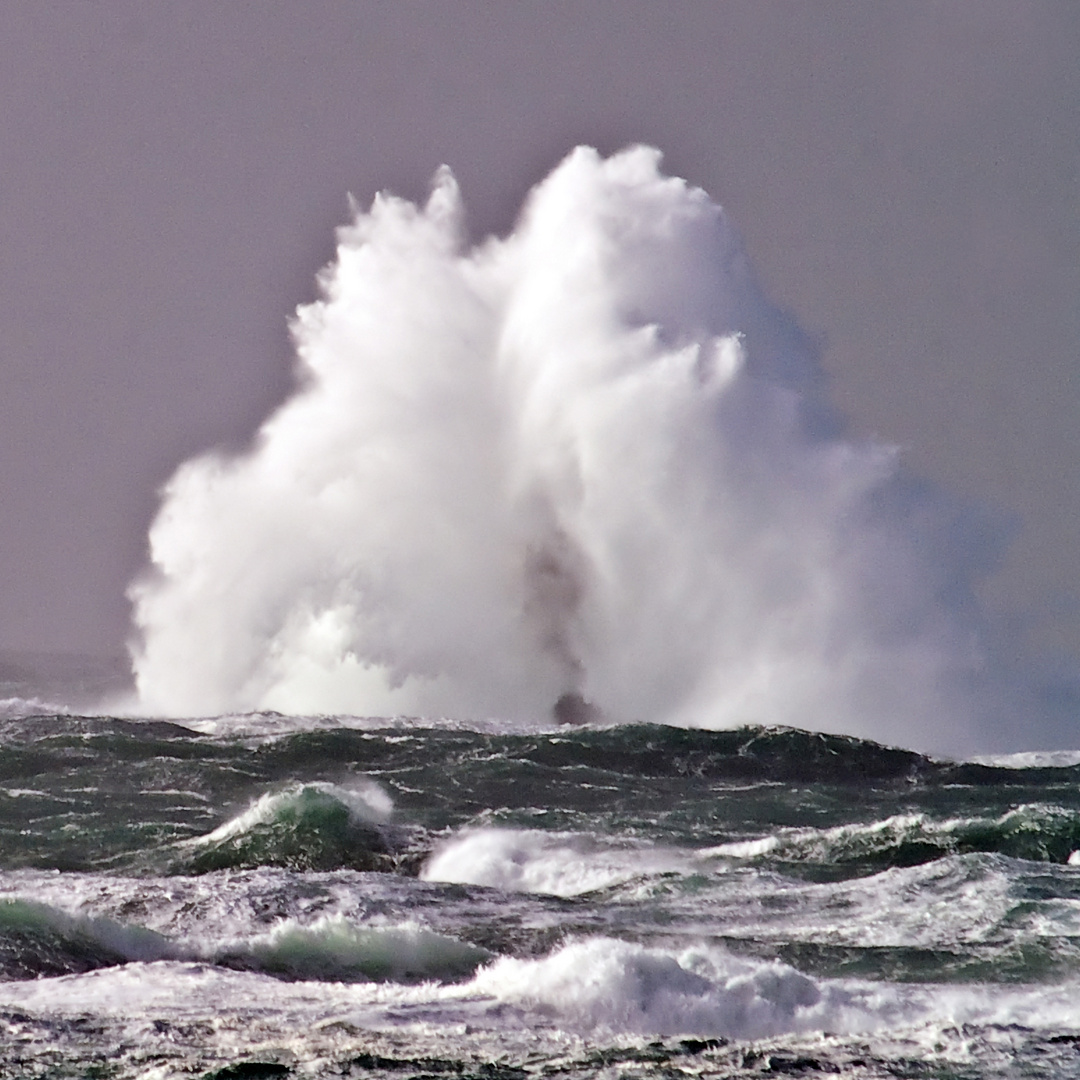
422, 827, 691, 896
129, 146, 1003, 754
220, 915, 490, 984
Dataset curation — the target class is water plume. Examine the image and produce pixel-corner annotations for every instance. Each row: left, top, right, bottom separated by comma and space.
129, 146, 998, 753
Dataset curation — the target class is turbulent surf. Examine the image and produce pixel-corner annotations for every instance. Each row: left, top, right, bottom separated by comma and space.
2, 709, 1080, 1077
6, 149, 1080, 1075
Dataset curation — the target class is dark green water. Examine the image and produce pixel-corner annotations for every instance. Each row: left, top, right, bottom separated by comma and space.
3, 714, 1080, 1077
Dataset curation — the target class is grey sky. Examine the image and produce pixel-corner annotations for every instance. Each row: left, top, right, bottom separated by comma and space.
0, 1, 1077, 679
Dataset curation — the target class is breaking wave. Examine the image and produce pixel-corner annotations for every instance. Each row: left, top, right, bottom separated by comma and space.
422, 827, 690, 896
218, 916, 490, 984
0, 898, 174, 979
128, 145, 1009, 756
173, 780, 397, 874
708, 804, 1080, 871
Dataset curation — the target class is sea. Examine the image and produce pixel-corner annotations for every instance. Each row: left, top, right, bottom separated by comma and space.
4, 672, 1080, 1078
6, 146, 1079, 1078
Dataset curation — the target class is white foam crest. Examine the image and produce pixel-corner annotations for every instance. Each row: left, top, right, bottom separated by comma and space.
174, 709, 559, 741
471, 938, 868, 1039
703, 805, 1080, 866
701, 814, 934, 862
0, 897, 177, 964
129, 145, 1002, 755
180, 779, 392, 847
222, 914, 489, 983
0, 879, 482, 985
421, 827, 691, 896
471, 938, 1080, 1040
668, 853, 1031, 952
3, 937, 1080, 1047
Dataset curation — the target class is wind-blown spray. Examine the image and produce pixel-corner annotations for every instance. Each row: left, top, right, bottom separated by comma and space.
129, 146, 994, 752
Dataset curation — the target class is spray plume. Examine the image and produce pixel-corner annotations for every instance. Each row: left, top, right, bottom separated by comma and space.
129, 146, 997, 753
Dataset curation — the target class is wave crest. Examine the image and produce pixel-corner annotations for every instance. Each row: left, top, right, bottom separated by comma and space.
173, 781, 396, 873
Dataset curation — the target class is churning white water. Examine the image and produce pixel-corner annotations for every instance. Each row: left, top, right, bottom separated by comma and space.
129, 146, 999, 753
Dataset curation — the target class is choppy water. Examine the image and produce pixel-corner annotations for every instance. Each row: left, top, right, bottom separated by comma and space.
4, 710, 1080, 1077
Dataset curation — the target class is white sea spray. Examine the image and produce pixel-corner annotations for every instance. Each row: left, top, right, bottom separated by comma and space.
128, 146, 1005, 755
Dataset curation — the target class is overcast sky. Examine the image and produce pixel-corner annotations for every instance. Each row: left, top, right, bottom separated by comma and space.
1, 1, 1077, 677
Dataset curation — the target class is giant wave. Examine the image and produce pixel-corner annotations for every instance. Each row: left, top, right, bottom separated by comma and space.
127, 146, 1016, 756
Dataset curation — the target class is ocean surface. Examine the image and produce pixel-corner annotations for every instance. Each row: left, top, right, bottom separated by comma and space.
3, 700, 1080, 1078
